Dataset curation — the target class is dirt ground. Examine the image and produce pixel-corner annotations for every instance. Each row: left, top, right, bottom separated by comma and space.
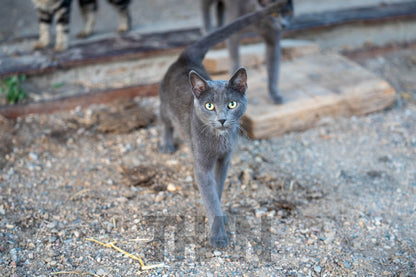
1, 45, 416, 276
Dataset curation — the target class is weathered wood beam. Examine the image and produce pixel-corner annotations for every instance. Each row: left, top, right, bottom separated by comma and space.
0, 83, 158, 119
288, 1, 416, 31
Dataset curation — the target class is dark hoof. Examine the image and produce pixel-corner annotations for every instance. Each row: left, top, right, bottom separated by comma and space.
209, 235, 229, 248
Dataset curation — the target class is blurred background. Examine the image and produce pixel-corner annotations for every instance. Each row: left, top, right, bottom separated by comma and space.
1, 0, 415, 48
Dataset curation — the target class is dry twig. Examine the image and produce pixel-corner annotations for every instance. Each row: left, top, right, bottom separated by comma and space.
86, 238, 166, 271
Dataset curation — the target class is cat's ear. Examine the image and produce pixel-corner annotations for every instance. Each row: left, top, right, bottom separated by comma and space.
189, 70, 209, 98
229, 67, 247, 94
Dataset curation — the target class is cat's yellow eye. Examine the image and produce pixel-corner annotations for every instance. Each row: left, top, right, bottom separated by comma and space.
228, 101, 237, 109
205, 103, 215, 111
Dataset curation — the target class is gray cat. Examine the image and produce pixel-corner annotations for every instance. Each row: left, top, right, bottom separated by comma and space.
201, 0, 294, 104
159, 0, 288, 248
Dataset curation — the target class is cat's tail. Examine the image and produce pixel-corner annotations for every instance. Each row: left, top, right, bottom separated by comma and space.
180, 0, 289, 63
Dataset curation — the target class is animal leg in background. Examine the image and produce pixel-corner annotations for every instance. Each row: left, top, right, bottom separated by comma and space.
77, 0, 97, 38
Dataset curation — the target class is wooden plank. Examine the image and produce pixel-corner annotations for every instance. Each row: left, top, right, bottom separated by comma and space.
0, 29, 200, 78
1, 1, 415, 78
241, 53, 395, 139
289, 1, 416, 31
0, 83, 158, 119
203, 40, 320, 74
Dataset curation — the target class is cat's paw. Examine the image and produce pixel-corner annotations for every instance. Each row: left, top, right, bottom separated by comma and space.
76, 30, 92, 38
209, 234, 229, 248
33, 41, 48, 50
54, 43, 67, 52
117, 23, 130, 33
269, 93, 284, 105
209, 216, 229, 248
158, 143, 176, 154
117, 26, 129, 33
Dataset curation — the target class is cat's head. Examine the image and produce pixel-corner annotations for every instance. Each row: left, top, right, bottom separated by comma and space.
258, 0, 294, 27
189, 68, 248, 132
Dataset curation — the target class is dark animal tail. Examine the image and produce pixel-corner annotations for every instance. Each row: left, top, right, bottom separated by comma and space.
180, 0, 289, 63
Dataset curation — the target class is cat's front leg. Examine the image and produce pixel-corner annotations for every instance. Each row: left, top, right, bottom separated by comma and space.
54, 3, 71, 51
108, 0, 131, 33
34, 22, 50, 49
34, 9, 52, 50
55, 24, 69, 51
115, 9, 130, 33
194, 162, 228, 248
77, 0, 97, 38
215, 154, 231, 201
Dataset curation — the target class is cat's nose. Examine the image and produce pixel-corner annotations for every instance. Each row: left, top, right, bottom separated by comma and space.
218, 119, 226, 126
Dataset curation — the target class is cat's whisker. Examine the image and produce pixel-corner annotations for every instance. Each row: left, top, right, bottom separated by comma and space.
199, 124, 211, 136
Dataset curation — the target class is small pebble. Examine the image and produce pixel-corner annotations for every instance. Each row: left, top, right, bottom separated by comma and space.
167, 183, 176, 192
97, 268, 109, 275
155, 192, 165, 202
213, 250, 222, 256
239, 168, 253, 186
29, 152, 38, 161
255, 208, 267, 218
50, 260, 57, 266
47, 221, 57, 229
9, 248, 18, 262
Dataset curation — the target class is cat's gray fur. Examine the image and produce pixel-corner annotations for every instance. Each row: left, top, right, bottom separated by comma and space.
159, 0, 288, 248
201, 0, 294, 104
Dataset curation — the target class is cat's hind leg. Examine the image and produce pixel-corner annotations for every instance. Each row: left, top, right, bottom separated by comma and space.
159, 114, 176, 153
77, 0, 97, 38
263, 29, 284, 104
201, 0, 214, 35
159, 124, 176, 153
215, 0, 225, 28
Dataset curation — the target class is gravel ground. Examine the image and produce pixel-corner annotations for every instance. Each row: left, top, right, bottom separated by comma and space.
1, 48, 416, 276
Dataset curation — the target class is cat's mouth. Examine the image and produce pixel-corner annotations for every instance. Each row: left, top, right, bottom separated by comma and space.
215, 125, 232, 134
214, 123, 229, 130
